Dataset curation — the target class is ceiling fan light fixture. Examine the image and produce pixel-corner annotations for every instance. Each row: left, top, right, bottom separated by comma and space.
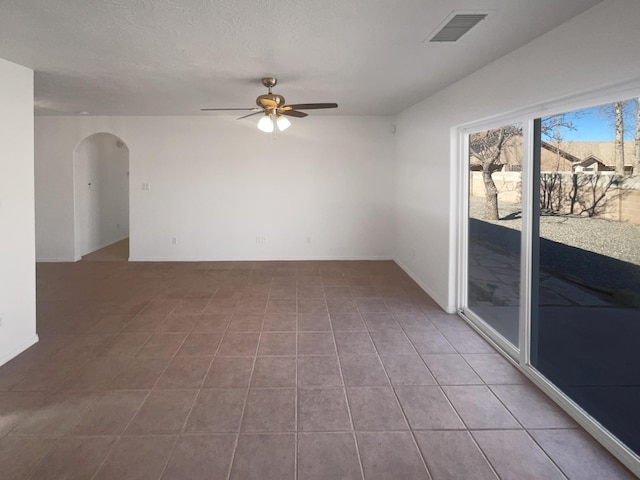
257, 114, 274, 133
276, 115, 291, 131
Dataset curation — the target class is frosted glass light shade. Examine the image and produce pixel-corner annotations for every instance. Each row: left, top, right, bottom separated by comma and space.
276, 115, 291, 131
257, 114, 274, 132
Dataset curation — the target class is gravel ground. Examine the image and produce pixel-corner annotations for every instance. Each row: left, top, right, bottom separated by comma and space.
469, 197, 640, 266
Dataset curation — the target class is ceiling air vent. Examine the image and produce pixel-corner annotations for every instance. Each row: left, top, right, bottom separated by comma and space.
427, 13, 488, 42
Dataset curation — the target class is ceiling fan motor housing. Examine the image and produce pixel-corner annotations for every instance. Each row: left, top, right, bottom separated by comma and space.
256, 93, 285, 109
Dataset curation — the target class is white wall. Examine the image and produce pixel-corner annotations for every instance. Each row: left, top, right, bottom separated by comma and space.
74, 133, 129, 258
36, 116, 394, 262
394, 0, 640, 312
0, 58, 37, 366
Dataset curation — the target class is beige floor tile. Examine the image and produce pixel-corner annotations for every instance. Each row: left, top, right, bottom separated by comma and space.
334, 331, 377, 355
357, 432, 429, 480
298, 332, 337, 355
26, 436, 116, 480
125, 389, 197, 434
362, 312, 401, 331
298, 432, 362, 480
298, 356, 343, 387
394, 385, 464, 430
93, 436, 176, 480
473, 430, 566, 480
443, 385, 520, 429
464, 353, 528, 384
185, 388, 246, 433
490, 383, 576, 428
136, 333, 187, 357
228, 313, 264, 332
242, 388, 295, 432
298, 313, 332, 331
155, 356, 212, 389
421, 353, 483, 385
530, 429, 636, 480
162, 434, 237, 480
176, 332, 223, 356
379, 354, 436, 385
298, 387, 352, 431
230, 433, 295, 480
414, 430, 498, 480
339, 355, 389, 387
217, 332, 260, 356
346, 387, 408, 431
71, 390, 147, 435
108, 357, 170, 389
262, 314, 297, 331
251, 356, 296, 387
0, 436, 56, 480
330, 313, 367, 331
258, 332, 297, 355
204, 356, 254, 388
369, 330, 416, 354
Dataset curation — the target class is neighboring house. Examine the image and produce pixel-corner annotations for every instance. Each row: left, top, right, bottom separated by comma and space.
573, 155, 614, 172
471, 137, 636, 173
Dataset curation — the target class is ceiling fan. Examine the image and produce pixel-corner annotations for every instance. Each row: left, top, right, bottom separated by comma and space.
201, 77, 338, 132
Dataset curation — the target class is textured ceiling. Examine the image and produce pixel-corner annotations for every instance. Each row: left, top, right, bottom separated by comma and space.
0, 0, 602, 116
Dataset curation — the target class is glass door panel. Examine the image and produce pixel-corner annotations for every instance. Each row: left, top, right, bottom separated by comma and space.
531, 99, 640, 456
466, 124, 523, 348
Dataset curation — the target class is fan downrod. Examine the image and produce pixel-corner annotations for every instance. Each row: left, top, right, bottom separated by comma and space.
261, 77, 277, 92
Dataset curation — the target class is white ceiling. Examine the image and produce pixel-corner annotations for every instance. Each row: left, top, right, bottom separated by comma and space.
0, 0, 602, 116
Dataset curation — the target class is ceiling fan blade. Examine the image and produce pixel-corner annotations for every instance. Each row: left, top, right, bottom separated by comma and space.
200, 107, 260, 111
237, 111, 263, 120
258, 99, 278, 109
281, 103, 338, 110
280, 110, 308, 118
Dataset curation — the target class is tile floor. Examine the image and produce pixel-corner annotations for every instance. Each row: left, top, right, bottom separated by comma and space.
0, 259, 635, 479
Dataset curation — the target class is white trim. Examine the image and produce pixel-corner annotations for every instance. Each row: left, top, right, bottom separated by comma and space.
458, 77, 640, 133
0, 334, 39, 368
449, 127, 462, 312
36, 257, 76, 263
129, 255, 395, 262
519, 119, 534, 366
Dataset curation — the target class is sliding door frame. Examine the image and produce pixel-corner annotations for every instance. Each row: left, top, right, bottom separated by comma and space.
454, 79, 640, 476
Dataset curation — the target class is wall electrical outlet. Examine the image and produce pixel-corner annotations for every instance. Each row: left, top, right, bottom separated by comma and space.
256, 236, 267, 245
306, 237, 312, 244
171, 237, 177, 245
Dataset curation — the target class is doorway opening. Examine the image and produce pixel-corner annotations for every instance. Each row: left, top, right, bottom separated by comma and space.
73, 133, 129, 261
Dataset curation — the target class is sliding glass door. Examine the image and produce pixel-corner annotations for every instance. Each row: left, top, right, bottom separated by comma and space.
466, 123, 523, 350
461, 95, 640, 462
531, 100, 640, 456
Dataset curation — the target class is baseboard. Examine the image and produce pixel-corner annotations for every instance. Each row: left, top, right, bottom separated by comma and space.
36, 257, 75, 263
393, 258, 456, 313
128, 255, 395, 262
0, 334, 39, 368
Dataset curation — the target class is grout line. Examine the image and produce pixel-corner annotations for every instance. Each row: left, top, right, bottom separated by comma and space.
293, 271, 299, 480
334, 282, 367, 480
359, 296, 435, 480
224, 267, 265, 480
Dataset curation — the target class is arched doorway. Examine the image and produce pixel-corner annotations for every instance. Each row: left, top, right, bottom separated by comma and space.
73, 133, 129, 260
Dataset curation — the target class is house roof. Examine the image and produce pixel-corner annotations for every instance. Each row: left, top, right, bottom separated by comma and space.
0, 0, 602, 116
